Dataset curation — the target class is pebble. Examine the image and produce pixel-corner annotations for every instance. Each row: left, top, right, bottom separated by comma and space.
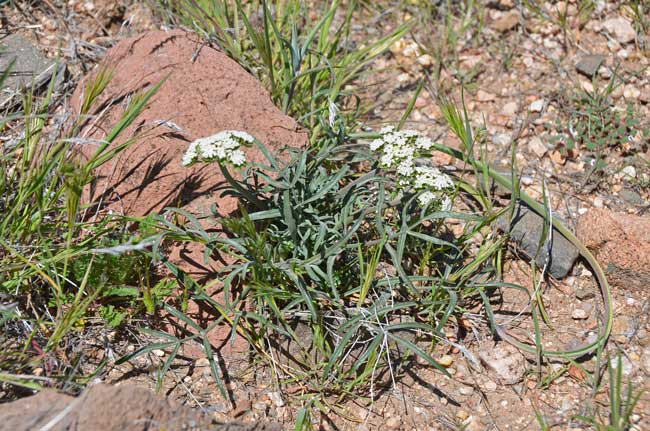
384, 416, 402, 430
609, 355, 635, 376
397, 73, 411, 83
195, 358, 210, 367
385, 416, 401, 429
501, 101, 518, 116
529, 99, 544, 113
253, 401, 267, 411
575, 54, 604, 77
438, 354, 454, 367
528, 136, 547, 157
483, 380, 498, 392
575, 288, 595, 300
582, 81, 594, 93
571, 308, 589, 320
478, 343, 526, 385
456, 409, 470, 421
602, 17, 636, 44
416, 54, 434, 67
624, 86, 641, 100
593, 196, 604, 208
152, 349, 165, 357
491, 10, 521, 33
476, 89, 496, 102
267, 391, 284, 407
459, 386, 474, 396
493, 133, 511, 146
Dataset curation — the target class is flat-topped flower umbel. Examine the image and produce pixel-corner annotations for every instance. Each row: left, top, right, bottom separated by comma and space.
182, 130, 254, 167
370, 126, 454, 209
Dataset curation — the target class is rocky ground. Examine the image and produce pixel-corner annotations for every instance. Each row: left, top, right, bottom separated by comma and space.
1, 1, 649, 430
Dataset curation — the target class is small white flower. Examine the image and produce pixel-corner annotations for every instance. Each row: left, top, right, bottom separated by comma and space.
413, 166, 454, 191
369, 138, 384, 151
396, 158, 414, 177
417, 191, 438, 207
229, 149, 246, 166
182, 130, 253, 167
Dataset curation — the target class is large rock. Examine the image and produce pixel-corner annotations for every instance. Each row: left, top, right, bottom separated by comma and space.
70, 30, 308, 355
71, 29, 307, 217
0, 383, 280, 431
576, 208, 650, 291
497, 202, 579, 279
0, 34, 62, 109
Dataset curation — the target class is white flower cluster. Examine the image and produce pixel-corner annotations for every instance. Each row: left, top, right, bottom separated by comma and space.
370, 126, 453, 209
370, 126, 435, 180
182, 130, 254, 167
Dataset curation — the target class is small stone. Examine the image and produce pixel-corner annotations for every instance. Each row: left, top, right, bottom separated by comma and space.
195, 358, 210, 367
457, 409, 470, 421
459, 386, 474, 396
478, 343, 526, 385
582, 81, 594, 93
593, 196, 604, 208
397, 73, 411, 83
493, 133, 511, 146
602, 17, 636, 44
491, 10, 521, 33
152, 349, 165, 357
575, 54, 605, 77
253, 401, 267, 411
528, 136, 547, 157
617, 49, 629, 59
609, 355, 635, 376
620, 189, 644, 205
529, 99, 544, 113
575, 288, 595, 300
438, 354, 454, 368
621, 165, 637, 179
521, 176, 534, 186
385, 416, 401, 429
477, 89, 496, 102
267, 391, 284, 407
416, 54, 434, 67
624, 85, 641, 100
502, 101, 518, 116
572, 308, 589, 320
483, 380, 498, 391
599, 66, 613, 79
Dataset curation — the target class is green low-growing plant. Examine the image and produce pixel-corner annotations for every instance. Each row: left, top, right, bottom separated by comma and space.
549, 77, 650, 185
121, 98, 613, 424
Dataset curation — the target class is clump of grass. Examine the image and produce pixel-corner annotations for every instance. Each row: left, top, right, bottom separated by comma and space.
406, 0, 487, 89
0, 67, 165, 394
572, 352, 644, 431
156, 0, 408, 142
